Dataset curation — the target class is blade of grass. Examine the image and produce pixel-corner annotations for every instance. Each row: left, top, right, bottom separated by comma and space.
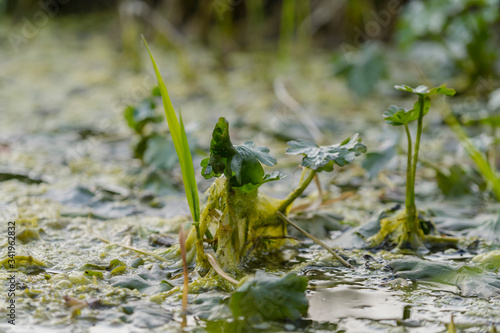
142, 36, 200, 223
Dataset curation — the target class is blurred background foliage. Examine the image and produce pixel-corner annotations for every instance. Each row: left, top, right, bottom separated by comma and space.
2, 0, 500, 96
2, 0, 499, 198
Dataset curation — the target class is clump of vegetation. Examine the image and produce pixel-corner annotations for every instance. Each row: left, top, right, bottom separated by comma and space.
142, 39, 366, 277
368, 84, 457, 251
184, 117, 366, 275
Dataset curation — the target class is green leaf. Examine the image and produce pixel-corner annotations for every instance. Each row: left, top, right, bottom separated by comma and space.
123, 99, 162, 134
107, 259, 126, 271
229, 272, 309, 321
287, 134, 367, 172
143, 37, 200, 223
383, 97, 431, 126
389, 257, 500, 298
201, 118, 236, 179
201, 117, 281, 190
383, 105, 417, 126
232, 142, 277, 186
395, 84, 456, 97
234, 171, 285, 193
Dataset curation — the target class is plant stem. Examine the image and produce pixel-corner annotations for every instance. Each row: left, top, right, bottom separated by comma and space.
278, 168, 317, 213
404, 124, 413, 212
408, 96, 425, 218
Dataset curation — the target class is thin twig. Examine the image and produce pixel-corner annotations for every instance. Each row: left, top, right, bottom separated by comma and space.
277, 212, 353, 268
205, 254, 239, 285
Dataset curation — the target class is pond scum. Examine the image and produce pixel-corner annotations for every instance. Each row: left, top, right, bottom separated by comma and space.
135, 40, 500, 330
1, 34, 500, 333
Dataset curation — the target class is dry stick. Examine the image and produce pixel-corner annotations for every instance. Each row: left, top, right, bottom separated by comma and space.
179, 227, 189, 328
277, 212, 353, 269
205, 254, 239, 285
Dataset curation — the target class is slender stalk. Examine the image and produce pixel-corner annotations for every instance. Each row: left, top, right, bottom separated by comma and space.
408, 96, 425, 217
277, 212, 353, 268
278, 168, 317, 213
404, 124, 414, 212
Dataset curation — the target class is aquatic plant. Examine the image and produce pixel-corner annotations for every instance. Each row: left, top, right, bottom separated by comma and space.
184, 117, 366, 275
368, 84, 456, 251
143, 37, 366, 279
142, 37, 200, 227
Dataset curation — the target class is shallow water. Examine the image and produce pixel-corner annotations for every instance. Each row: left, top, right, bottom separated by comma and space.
1, 15, 499, 333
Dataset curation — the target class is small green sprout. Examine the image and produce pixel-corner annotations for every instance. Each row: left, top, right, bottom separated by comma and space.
142, 37, 201, 233
368, 84, 456, 250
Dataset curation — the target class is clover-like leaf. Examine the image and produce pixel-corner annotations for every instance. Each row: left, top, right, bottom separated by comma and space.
229, 272, 309, 321
287, 134, 367, 172
395, 84, 456, 97
383, 105, 417, 126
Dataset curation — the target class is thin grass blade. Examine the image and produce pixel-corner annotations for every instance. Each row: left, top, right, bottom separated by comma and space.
142, 36, 200, 221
